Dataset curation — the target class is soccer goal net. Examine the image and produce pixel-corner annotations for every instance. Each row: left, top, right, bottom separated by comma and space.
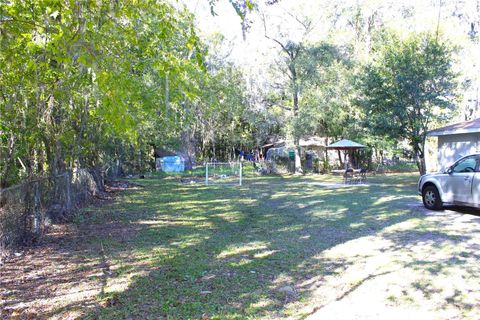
205, 162, 243, 186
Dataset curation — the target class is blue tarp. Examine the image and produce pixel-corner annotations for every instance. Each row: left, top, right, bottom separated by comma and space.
160, 156, 185, 172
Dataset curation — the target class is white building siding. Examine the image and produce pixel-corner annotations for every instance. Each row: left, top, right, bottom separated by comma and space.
425, 137, 438, 173
436, 133, 480, 170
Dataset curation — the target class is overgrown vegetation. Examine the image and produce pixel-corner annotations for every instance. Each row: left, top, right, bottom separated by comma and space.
1, 0, 471, 186
0, 1, 202, 186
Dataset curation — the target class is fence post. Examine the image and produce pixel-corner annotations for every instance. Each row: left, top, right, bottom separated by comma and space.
33, 181, 43, 241
23, 180, 33, 244
239, 162, 242, 186
65, 172, 72, 212
205, 163, 209, 185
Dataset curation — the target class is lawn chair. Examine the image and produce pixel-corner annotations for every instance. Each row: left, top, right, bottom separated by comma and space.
343, 168, 354, 184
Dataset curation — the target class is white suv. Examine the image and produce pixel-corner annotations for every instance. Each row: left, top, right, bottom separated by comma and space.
418, 154, 480, 210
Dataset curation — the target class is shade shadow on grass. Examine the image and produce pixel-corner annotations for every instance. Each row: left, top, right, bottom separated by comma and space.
70, 173, 435, 319
6, 172, 476, 319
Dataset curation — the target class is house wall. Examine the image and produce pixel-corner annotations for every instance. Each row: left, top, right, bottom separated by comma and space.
425, 136, 438, 173
435, 133, 480, 171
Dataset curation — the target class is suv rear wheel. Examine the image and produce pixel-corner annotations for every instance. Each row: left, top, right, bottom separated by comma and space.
422, 185, 443, 210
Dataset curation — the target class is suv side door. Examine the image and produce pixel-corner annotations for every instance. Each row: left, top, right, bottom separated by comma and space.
440, 155, 478, 204
470, 156, 480, 206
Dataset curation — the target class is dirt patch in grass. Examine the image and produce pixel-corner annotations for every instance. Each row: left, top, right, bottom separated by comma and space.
0, 184, 142, 320
0, 219, 142, 319
106, 180, 144, 191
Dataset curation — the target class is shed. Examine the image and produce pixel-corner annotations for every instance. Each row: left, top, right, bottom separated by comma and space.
157, 156, 185, 172
427, 118, 480, 170
262, 136, 327, 159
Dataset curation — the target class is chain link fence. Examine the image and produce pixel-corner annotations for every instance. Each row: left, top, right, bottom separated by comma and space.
0, 169, 104, 257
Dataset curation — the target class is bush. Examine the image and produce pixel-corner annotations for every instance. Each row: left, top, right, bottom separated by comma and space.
320, 159, 332, 173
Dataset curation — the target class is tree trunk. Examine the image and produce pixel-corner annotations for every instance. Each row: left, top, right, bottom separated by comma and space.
180, 129, 196, 170
212, 140, 216, 161
418, 157, 426, 176
291, 67, 303, 173
0, 133, 16, 188
295, 145, 302, 173
414, 142, 426, 175
293, 86, 299, 115
324, 137, 329, 165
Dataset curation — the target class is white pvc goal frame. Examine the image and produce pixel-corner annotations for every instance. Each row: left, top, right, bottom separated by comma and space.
205, 162, 243, 186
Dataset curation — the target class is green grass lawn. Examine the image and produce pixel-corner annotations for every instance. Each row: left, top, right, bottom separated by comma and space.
76, 172, 480, 319
4, 171, 480, 319
82, 172, 419, 319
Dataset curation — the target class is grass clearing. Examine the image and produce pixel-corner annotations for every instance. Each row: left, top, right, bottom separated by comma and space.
2, 172, 480, 319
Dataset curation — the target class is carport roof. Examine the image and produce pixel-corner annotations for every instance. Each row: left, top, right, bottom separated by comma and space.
427, 118, 480, 136
326, 139, 365, 150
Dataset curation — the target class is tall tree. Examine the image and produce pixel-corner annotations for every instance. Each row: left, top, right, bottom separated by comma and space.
262, 8, 342, 172
0, 0, 204, 186
358, 31, 458, 175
